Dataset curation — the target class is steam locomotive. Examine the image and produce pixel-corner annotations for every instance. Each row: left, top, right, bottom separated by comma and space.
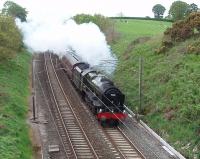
61, 51, 127, 125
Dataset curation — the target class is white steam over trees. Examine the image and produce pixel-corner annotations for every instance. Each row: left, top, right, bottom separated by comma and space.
0, 1, 118, 74
17, 17, 117, 73
73, 14, 119, 43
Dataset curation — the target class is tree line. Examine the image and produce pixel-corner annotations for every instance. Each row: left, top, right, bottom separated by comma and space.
152, 1, 199, 21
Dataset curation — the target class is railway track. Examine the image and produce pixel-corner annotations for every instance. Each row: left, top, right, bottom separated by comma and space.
33, 52, 179, 159
43, 52, 147, 158
44, 52, 99, 159
53, 53, 147, 159
103, 127, 145, 159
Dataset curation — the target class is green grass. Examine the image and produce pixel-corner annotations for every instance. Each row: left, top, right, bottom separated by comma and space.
112, 19, 171, 54
0, 51, 32, 159
112, 19, 200, 158
116, 19, 171, 36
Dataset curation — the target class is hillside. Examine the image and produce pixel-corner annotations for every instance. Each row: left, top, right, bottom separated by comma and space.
0, 51, 32, 158
111, 19, 200, 158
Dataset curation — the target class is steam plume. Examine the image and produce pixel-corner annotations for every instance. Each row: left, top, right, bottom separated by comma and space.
16, 18, 117, 73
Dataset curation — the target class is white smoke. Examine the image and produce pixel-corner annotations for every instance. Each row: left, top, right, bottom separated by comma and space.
16, 18, 117, 74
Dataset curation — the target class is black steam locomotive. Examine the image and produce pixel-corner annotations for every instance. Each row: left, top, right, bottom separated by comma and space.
61, 51, 127, 125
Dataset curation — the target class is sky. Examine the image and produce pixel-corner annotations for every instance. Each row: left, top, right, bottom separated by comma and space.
1, 0, 200, 19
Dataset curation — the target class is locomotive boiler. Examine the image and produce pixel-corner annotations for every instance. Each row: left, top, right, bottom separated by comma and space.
61, 51, 127, 125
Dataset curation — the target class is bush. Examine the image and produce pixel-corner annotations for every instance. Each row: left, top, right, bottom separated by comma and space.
187, 41, 200, 55
164, 21, 193, 42
186, 12, 200, 33
0, 15, 23, 61
0, 47, 16, 60
156, 12, 200, 54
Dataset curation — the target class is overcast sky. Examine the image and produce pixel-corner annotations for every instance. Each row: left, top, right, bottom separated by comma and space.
0, 0, 200, 19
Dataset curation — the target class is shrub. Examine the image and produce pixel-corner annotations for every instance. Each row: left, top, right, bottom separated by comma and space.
156, 12, 200, 54
164, 21, 193, 42
187, 41, 200, 55
0, 47, 16, 60
0, 15, 22, 61
186, 12, 200, 33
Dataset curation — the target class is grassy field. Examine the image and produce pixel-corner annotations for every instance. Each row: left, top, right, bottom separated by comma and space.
0, 51, 32, 159
111, 19, 200, 158
112, 19, 171, 54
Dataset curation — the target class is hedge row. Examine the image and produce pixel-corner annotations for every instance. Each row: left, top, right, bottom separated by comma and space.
110, 16, 173, 22
0, 15, 23, 61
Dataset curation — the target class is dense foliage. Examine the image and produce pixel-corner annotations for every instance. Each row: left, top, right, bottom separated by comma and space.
152, 4, 166, 19
0, 15, 23, 61
73, 14, 118, 43
187, 40, 200, 55
1, 1, 27, 22
169, 1, 189, 21
156, 12, 200, 54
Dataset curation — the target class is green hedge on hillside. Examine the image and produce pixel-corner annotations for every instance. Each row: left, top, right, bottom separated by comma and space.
0, 15, 23, 61
110, 16, 173, 22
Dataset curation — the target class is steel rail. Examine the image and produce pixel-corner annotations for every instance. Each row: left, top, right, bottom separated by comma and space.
44, 53, 77, 158
46, 52, 99, 159
103, 126, 145, 159
118, 126, 146, 159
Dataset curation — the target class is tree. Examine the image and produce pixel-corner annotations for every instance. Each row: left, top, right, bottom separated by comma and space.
186, 3, 198, 15
117, 12, 124, 18
0, 15, 23, 61
1, 1, 27, 22
168, 1, 189, 21
73, 14, 118, 43
152, 4, 166, 19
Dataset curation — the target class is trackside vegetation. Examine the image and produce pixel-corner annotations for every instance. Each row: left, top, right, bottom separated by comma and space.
0, 51, 32, 159
0, 9, 32, 159
0, 15, 23, 61
157, 12, 200, 54
111, 19, 200, 158
0, 51, 32, 158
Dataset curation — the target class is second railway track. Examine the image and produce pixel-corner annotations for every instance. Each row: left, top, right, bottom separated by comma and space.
44, 52, 99, 159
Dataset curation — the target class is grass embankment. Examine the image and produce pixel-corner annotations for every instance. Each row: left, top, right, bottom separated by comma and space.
0, 51, 32, 159
112, 19, 200, 158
